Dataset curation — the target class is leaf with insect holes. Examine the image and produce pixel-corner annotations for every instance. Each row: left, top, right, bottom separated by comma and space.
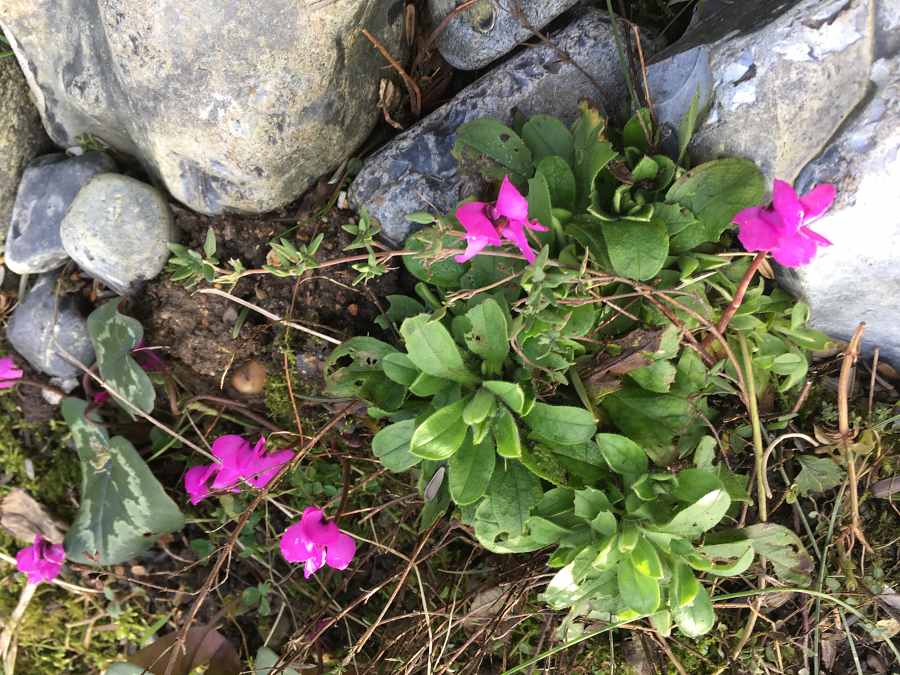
706, 524, 814, 585
62, 398, 184, 566
87, 298, 156, 415
452, 119, 534, 186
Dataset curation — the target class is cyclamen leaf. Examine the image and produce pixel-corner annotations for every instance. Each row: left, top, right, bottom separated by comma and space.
522, 114, 575, 165
449, 435, 496, 506
523, 403, 597, 446
401, 315, 479, 385
464, 299, 509, 368
596, 433, 648, 476
62, 398, 184, 566
410, 399, 468, 460
87, 299, 156, 415
372, 420, 421, 472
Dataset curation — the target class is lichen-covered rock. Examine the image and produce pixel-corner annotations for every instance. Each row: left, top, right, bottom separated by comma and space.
778, 56, 900, 365
0, 57, 50, 238
428, 0, 580, 70
0, 1, 406, 215
350, 10, 643, 244
4, 152, 116, 274
60, 174, 176, 295
648, 0, 875, 182
6, 271, 94, 378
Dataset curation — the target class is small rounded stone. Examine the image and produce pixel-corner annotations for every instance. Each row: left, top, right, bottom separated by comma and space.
231, 359, 267, 395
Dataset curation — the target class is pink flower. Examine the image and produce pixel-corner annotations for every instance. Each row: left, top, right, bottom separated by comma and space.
16, 534, 65, 584
131, 342, 165, 373
184, 435, 295, 505
734, 179, 836, 267
454, 176, 548, 263
280, 506, 356, 578
0, 356, 24, 389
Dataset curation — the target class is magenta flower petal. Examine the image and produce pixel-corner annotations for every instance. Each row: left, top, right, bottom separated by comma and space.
800, 226, 832, 247
455, 201, 501, 263
210, 435, 252, 490
185, 464, 217, 504
799, 183, 837, 223
771, 179, 804, 231
525, 219, 549, 233
16, 535, 64, 584
771, 232, 818, 268
325, 532, 356, 571
493, 177, 529, 223
280, 520, 322, 562
132, 344, 165, 372
245, 449, 294, 488
454, 237, 491, 263
304, 549, 327, 578
0, 356, 24, 389
500, 220, 537, 263
735, 207, 781, 252
300, 506, 341, 546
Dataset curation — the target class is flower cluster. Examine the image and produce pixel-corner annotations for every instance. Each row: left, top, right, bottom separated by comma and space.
735, 179, 836, 267
280, 506, 356, 578
0, 355, 24, 389
184, 434, 294, 504
16, 534, 65, 584
455, 176, 548, 263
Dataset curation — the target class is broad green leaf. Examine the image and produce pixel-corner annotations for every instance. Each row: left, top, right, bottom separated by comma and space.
631, 537, 663, 579
600, 385, 696, 465
381, 353, 419, 386
452, 118, 534, 184
372, 419, 421, 472
487, 459, 544, 536
464, 299, 509, 368
543, 563, 617, 610
527, 171, 555, 229
410, 399, 468, 460
483, 381, 525, 413
403, 227, 468, 288
375, 295, 426, 330
671, 561, 700, 608
62, 398, 184, 565
523, 403, 597, 446
87, 299, 156, 415
690, 540, 754, 576
629, 359, 678, 393
401, 315, 479, 385
472, 495, 546, 554
672, 468, 723, 503
666, 158, 766, 252
602, 218, 669, 281
449, 435, 496, 505
409, 372, 452, 397
617, 557, 660, 614
253, 647, 300, 675
493, 406, 522, 458
623, 108, 654, 154
795, 455, 845, 495
537, 156, 577, 211
463, 388, 496, 425
653, 489, 731, 537
576, 140, 617, 211
650, 610, 673, 638
677, 87, 702, 164
522, 114, 575, 165
672, 584, 715, 637
520, 444, 572, 487
596, 433, 648, 476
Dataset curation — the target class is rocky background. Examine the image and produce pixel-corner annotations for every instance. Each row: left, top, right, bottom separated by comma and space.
0, 0, 897, 389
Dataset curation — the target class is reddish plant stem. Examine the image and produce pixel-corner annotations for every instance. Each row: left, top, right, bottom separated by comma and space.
701, 251, 767, 351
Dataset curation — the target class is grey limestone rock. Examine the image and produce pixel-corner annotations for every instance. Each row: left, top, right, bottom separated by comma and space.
60, 174, 176, 295
428, 0, 581, 70
649, 0, 876, 183
0, 57, 50, 238
778, 56, 900, 365
4, 152, 116, 274
6, 271, 94, 378
350, 9, 644, 244
0, 1, 407, 216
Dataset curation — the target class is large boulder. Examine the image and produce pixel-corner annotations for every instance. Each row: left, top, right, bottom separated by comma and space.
350, 9, 646, 244
648, 0, 875, 182
0, 57, 50, 238
0, 1, 407, 215
428, 0, 581, 70
778, 56, 900, 365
